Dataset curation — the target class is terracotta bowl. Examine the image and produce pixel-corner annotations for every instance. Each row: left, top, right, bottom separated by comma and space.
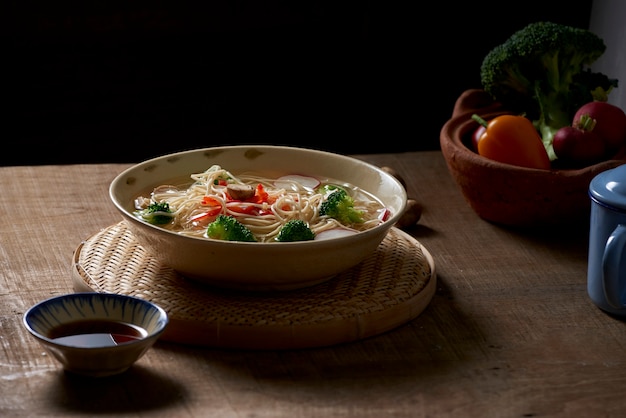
440, 89, 626, 228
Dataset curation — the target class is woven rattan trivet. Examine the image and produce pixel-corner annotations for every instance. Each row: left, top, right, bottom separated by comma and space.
72, 221, 436, 350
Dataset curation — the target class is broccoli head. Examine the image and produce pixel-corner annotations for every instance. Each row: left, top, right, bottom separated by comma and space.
206, 215, 256, 242
275, 219, 315, 242
134, 201, 174, 225
479, 21, 618, 160
319, 185, 364, 225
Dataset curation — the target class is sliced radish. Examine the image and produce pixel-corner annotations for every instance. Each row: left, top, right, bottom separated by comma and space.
378, 208, 392, 222
274, 174, 320, 191
314, 228, 358, 240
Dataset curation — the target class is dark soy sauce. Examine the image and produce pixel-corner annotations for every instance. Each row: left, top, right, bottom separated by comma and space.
48, 320, 147, 348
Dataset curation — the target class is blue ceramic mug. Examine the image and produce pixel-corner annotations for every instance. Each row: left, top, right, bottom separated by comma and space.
588, 164, 626, 317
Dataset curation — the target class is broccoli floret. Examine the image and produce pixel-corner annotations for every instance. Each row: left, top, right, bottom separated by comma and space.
319, 185, 364, 225
479, 21, 618, 161
275, 220, 315, 242
206, 215, 256, 242
134, 202, 174, 225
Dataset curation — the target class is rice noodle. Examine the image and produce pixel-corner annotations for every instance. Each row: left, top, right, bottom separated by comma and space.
135, 165, 386, 242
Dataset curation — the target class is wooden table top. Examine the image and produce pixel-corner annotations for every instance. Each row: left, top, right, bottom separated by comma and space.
2, 150, 625, 417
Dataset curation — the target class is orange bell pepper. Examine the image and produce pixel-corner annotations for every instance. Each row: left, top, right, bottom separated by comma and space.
472, 114, 551, 170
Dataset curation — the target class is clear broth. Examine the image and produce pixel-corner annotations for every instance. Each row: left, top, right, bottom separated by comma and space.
48, 319, 147, 348
133, 171, 389, 240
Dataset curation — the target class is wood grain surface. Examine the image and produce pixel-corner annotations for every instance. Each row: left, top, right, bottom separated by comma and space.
1, 151, 626, 417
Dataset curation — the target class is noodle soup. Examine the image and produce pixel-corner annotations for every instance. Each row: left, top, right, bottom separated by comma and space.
132, 165, 389, 243
109, 145, 406, 290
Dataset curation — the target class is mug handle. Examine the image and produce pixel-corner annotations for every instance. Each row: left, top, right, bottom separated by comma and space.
603, 224, 626, 309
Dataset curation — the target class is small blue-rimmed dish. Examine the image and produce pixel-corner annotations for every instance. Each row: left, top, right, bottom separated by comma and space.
23, 292, 169, 377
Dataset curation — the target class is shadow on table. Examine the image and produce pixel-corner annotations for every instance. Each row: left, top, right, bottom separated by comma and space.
150, 276, 488, 394
43, 365, 188, 414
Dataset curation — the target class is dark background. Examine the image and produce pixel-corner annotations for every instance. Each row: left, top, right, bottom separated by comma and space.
3, 1, 593, 165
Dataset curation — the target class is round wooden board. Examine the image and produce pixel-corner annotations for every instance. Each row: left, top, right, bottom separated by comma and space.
72, 221, 436, 350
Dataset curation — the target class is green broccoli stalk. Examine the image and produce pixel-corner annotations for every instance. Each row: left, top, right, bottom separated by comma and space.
134, 202, 174, 225
319, 185, 364, 225
206, 215, 256, 242
275, 219, 315, 242
479, 21, 618, 161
